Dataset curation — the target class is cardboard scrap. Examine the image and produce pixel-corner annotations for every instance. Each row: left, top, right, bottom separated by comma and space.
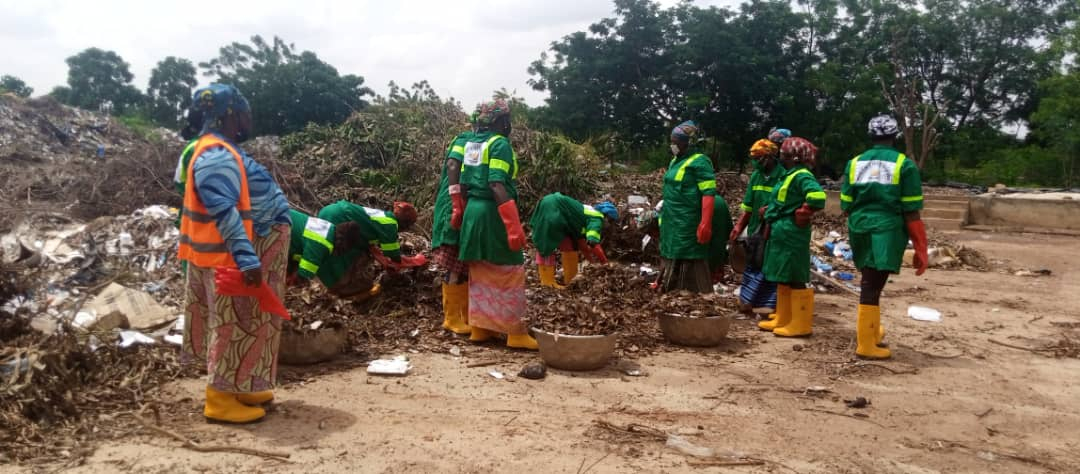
86, 283, 175, 330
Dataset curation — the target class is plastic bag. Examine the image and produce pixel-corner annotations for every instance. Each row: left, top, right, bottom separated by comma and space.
214, 267, 290, 320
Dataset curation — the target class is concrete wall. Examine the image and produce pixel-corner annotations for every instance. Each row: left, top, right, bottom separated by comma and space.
968, 194, 1080, 231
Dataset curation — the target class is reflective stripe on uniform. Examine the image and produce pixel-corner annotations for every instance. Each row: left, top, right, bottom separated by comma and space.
583, 206, 604, 218
299, 259, 319, 274
182, 207, 253, 223
740, 203, 753, 212
893, 154, 907, 185
179, 234, 228, 253
586, 230, 601, 241
303, 229, 333, 251
451, 145, 465, 156
806, 191, 827, 201
302, 217, 334, 251
840, 193, 853, 202
752, 185, 773, 193
850, 153, 906, 186
777, 169, 813, 203
380, 242, 400, 252
673, 153, 703, 182
901, 195, 923, 202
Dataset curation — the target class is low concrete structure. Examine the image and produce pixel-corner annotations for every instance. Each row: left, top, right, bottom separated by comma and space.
967, 192, 1080, 231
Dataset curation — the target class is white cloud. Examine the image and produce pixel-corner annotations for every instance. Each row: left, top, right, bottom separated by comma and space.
0, 0, 741, 109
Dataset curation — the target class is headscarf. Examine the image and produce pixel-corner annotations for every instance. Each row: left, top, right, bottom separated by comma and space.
749, 139, 778, 158
867, 114, 900, 138
671, 120, 699, 142
476, 99, 511, 127
767, 127, 792, 144
780, 137, 818, 167
593, 201, 619, 221
192, 84, 250, 134
393, 201, 417, 228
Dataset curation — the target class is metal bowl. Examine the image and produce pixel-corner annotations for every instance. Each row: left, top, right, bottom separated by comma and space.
531, 327, 617, 371
658, 313, 731, 347
279, 325, 346, 365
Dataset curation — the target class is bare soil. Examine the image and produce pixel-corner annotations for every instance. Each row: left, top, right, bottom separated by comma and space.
25, 230, 1080, 473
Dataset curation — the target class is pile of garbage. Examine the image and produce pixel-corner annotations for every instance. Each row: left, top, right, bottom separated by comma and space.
526, 265, 736, 353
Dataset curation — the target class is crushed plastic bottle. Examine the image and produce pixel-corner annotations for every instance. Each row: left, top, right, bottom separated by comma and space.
812, 256, 833, 272
831, 271, 855, 281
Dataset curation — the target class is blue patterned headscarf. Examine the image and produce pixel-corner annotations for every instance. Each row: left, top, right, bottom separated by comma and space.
671, 120, 699, 142
768, 127, 792, 144
594, 201, 619, 221
193, 84, 250, 134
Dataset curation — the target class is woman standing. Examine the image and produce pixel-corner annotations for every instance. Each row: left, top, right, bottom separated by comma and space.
529, 193, 612, 289
758, 137, 827, 337
180, 84, 292, 424
841, 115, 928, 359
658, 120, 717, 293
432, 117, 476, 334
730, 139, 785, 316
457, 100, 537, 350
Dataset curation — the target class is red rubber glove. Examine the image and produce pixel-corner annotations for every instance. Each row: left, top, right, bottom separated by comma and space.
794, 204, 816, 227
575, 238, 595, 262
591, 245, 608, 264
497, 200, 526, 251
697, 195, 715, 244
906, 219, 929, 276
730, 212, 750, 242
449, 184, 466, 230
215, 267, 290, 320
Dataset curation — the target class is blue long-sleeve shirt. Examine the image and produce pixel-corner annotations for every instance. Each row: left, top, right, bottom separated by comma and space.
191, 134, 291, 270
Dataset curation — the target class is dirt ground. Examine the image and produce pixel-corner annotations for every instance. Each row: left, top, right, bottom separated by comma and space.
28, 230, 1080, 473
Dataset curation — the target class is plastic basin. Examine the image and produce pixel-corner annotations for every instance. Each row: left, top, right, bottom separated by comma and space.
658, 313, 730, 347
531, 327, 617, 371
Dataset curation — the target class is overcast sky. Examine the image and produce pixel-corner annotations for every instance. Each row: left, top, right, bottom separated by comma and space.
1, 0, 743, 109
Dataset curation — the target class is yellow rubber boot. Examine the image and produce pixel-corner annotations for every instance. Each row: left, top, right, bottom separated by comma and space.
856, 304, 892, 359
538, 265, 566, 289
236, 390, 274, 406
774, 288, 814, 337
506, 333, 539, 350
758, 285, 791, 331
441, 283, 472, 335
469, 327, 494, 343
561, 251, 580, 284
878, 323, 886, 346
204, 386, 265, 424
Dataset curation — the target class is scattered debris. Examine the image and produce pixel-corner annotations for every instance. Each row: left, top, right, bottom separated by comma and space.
909, 306, 943, 322
367, 356, 412, 376
518, 362, 547, 380
844, 397, 870, 409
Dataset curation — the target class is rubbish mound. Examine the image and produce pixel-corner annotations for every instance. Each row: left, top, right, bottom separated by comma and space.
526, 264, 737, 353
0, 95, 180, 231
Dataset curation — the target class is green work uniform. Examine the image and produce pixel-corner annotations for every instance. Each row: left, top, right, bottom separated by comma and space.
288, 210, 352, 288
172, 139, 198, 229
528, 193, 605, 257
762, 165, 827, 284
841, 145, 924, 272
659, 150, 717, 260
457, 132, 523, 265
431, 132, 473, 250
318, 201, 403, 261
707, 196, 734, 273
740, 160, 785, 235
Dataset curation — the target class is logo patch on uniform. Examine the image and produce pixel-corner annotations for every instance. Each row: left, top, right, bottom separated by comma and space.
854, 160, 896, 185
463, 142, 484, 167
304, 217, 332, 237
363, 207, 386, 218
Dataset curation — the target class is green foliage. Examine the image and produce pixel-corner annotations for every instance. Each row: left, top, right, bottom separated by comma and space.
200, 35, 375, 136
1029, 71, 1080, 187
515, 132, 600, 215
60, 48, 145, 114
529, 0, 1073, 180
0, 75, 33, 98
117, 112, 163, 143
147, 57, 197, 129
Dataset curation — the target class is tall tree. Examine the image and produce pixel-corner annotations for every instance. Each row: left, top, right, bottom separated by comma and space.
200, 35, 374, 136
1030, 72, 1080, 187
61, 48, 144, 114
0, 75, 33, 98
147, 57, 198, 128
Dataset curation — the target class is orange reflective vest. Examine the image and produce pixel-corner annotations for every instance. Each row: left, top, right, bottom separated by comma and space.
178, 135, 254, 268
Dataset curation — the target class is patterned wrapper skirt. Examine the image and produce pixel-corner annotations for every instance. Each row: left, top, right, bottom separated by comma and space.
182, 224, 289, 393
468, 261, 527, 335
433, 245, 469, 276
660, 258, 713, 294
739, 266, 777, 310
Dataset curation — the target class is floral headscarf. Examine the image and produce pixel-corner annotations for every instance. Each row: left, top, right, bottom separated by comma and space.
671, 120, 699, 142
192, 84, 250, 134
749, 139, 778, 157
780, 137, 818, 166
767, 127, 792, 144
476, 99, 511, 127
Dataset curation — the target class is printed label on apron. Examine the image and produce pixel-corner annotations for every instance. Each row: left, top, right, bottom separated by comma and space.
463, 141, 484, 167
304, 217, 332, 238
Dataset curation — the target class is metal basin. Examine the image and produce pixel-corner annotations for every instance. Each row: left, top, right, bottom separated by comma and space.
531, 327, 617, 371
658, 313, 730, 347
279, 325, 346, 365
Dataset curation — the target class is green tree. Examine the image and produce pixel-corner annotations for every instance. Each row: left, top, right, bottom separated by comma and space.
200, 35, 374, 136
1030, 72, 1080, 187
61, 48, 145, 113
147, 57, 198, 128
0, 75, 33, 97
